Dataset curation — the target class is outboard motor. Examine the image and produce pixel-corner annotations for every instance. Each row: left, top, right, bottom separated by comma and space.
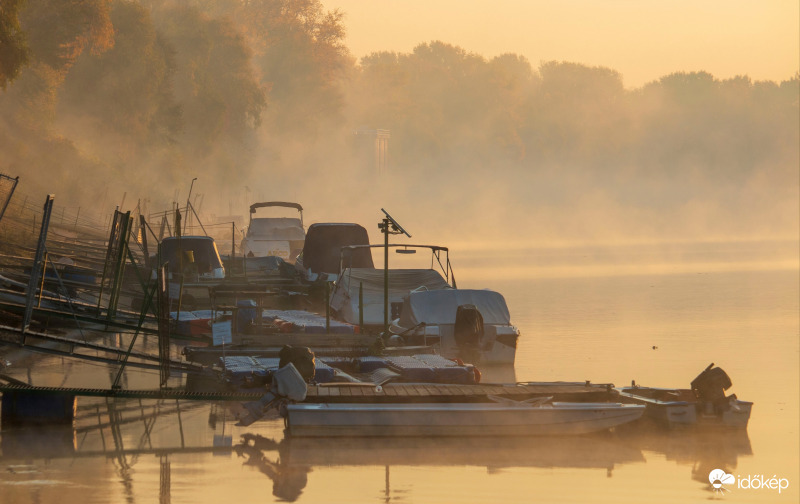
278, 345, 316, 383
691, 363, 733, 410
237, 347, 314, 426
454, 304, 484, 363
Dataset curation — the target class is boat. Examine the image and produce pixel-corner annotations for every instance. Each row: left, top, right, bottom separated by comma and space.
615, 364, 753, 429
295, 223, 373, 282
155, 236, 225, 281
240, 202, 305, 263
329, 244, 455, 328
284, 400, 646, 437
389, 288, 519, 364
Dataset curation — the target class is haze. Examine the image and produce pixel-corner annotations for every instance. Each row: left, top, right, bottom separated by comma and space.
323, 0, 800, 88
0, 0, 797, 253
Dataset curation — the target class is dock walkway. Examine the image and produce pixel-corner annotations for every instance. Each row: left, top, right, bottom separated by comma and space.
0, 382, 614, 403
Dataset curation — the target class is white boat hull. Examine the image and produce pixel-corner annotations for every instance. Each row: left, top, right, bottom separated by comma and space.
286, 402, 645, 437
615, 387, 753, 429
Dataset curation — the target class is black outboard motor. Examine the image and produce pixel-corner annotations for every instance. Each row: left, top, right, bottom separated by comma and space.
454, 305, 484, 363
278, 345, 316, 383
691, 363, 733, 410
454, 304, 484, 347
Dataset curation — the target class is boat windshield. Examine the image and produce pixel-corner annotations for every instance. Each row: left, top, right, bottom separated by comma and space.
158, 237, 224, 274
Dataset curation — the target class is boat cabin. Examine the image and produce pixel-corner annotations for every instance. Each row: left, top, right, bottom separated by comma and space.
155, 236, 225, 280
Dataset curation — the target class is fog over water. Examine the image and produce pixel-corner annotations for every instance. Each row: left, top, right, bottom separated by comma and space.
0, 5, 798, 501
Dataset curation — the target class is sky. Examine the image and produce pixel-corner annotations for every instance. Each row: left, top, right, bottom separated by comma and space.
321, 0, 799, 88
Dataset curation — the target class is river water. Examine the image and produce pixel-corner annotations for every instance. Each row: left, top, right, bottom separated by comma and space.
0, 240, 797, 503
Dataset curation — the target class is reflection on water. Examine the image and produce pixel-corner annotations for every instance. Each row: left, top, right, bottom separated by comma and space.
0, 245, 797, 503
0, 398, 758, 503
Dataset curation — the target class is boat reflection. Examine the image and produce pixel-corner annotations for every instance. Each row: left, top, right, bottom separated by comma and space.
616, 425, 753, 491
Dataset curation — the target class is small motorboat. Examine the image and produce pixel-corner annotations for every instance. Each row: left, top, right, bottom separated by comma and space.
240, 202, 305, 263
615, 364, 753, 429
284, 399, 645, 437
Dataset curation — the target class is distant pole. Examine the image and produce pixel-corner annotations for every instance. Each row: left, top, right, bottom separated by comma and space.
231, 222, 236, 259
184, 177, 197, 235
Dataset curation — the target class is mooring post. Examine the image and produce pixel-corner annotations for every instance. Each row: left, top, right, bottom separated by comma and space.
157, 263, 171, 388
97, 210, 122, 315
107, 212, 132, 321
22, 194, 55, 338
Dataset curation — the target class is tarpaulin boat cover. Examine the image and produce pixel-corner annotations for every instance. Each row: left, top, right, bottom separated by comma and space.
398, 289, 511, 327
301, 223, 373, 274
330, 268, 450, 325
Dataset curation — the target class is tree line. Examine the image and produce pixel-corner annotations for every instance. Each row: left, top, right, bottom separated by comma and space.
0, 0, 797, 220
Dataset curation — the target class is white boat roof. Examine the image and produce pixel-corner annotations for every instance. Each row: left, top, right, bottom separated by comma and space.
398, 289, 512, 326
247, 217, 304, 240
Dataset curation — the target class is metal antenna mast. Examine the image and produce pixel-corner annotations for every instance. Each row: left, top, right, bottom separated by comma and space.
378, 209, 411, 332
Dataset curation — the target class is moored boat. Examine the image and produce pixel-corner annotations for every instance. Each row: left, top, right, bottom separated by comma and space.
284, 400, 646, 437
389, 288, 519, 364
240, 202, 305, 263
615, 364, 753, 429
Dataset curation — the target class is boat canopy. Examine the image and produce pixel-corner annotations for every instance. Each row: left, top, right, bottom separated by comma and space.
249, 201, 303, 213
398, 289, 512, 327
330, 268, 450, 325
157, 236, 224, 274
301, 223, 373, 275
247, 217, 305, 239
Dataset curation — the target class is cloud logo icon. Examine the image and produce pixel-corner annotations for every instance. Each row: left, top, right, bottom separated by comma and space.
709, 469, 736, 489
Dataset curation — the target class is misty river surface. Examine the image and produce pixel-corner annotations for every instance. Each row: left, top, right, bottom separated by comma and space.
0, 241, 797, 503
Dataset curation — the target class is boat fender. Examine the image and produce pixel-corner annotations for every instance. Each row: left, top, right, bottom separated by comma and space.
473, 367, 481, 384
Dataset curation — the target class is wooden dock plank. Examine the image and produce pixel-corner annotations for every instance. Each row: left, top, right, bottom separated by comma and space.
424, 384, 442, 397
414, 385, 429, 397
